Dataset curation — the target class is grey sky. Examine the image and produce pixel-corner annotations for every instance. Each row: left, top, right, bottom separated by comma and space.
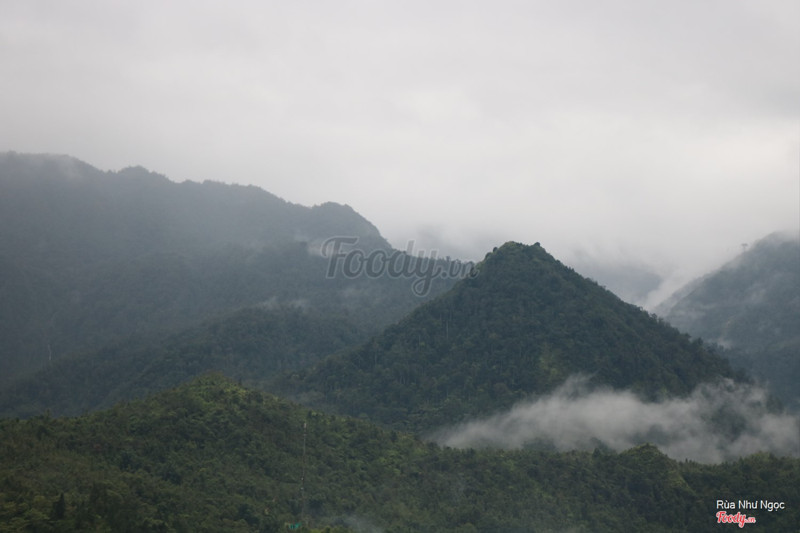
2, 0, 798, 304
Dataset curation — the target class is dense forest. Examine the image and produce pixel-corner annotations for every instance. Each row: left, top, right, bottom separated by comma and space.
1, 153, 797, 532
283, 242, 740, 432
2, 375, 798, 532
0, 305, 365, 418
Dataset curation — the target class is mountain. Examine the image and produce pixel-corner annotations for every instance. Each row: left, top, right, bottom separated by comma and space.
658, 232, 800, 410
0, 152, 388, 253
281, 242, 739, 432
2, 374, 798, 532
0, 152, 462, 384
0, 305, 365, 418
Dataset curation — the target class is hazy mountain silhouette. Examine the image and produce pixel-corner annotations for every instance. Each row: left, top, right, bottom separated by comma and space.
658, 232, 800, 409
0, 152, 459, 384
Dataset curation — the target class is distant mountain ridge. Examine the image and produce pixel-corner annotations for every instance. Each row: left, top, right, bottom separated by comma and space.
658, 232, 800, 409
282, 242, 739, 432
0, 152, 457, 383
0, 152, 388, 256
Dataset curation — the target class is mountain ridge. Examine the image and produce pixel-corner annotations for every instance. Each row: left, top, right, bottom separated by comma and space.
658, 231, 800, 410
0, 152, 457, 383
281, 241, 740, 432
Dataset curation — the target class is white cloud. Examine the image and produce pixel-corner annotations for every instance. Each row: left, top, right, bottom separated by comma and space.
432, 376, 800, 463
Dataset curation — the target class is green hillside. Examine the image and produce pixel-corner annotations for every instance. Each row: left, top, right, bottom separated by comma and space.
2, 374, 797, 532
0, 152, 460, 384
283, 242, 739, 432
0, 305, 364, 418
659, 232, 800, 409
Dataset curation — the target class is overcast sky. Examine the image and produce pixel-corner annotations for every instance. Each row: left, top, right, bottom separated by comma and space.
2, 0, 798, 304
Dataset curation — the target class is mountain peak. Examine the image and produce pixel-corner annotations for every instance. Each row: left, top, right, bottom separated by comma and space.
477, 240, 553, 271
285, 241, 737, 432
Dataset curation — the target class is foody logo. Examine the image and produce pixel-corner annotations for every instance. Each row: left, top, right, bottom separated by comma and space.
715, 511, 756, 527
321, 236, 476, 296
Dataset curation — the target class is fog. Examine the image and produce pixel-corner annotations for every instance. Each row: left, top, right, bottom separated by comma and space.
433, 376, 800, 463
2, 1, 797, 306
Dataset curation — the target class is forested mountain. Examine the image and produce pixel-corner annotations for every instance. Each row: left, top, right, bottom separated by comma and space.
0, 305, 365, 418
0, 152, 460, 384
658, 232, 800, 410
2, 374, 798, 532
2, 153, 796, 531
281, 242, 739, 432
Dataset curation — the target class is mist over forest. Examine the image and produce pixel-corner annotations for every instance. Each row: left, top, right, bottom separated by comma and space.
0, 154, 797, 531
434, 375, 799, 463
2, 1, 797, 529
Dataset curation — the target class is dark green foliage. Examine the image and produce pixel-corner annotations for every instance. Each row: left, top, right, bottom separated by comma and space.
0, 375, 797, 532
2, 154, 793, 532
0, 305, 364, 418
284, 242, 739, 432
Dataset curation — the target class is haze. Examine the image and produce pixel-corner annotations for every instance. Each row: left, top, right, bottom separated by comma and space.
434, 376, 800, 463
2, 0, 797, 306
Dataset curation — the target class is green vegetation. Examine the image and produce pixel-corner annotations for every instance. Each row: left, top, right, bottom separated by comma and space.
0, 305, 364, 418
284, 242, 739, 432
2, 154, 796, 532
661, 233, 800, 410
0, 152, 458, 384
1, 374, 797, 532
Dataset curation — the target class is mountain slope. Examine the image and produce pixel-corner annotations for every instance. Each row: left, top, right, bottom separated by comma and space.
282, 242, 739, 432
658, 232, 800, 409
0, 305, 365, 418
0, 152, 388, 256
2, 374, 798, 532
0, 152, 460, 383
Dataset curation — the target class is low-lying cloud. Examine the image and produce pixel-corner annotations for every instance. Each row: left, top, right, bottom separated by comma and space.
433, 376, 799, 463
